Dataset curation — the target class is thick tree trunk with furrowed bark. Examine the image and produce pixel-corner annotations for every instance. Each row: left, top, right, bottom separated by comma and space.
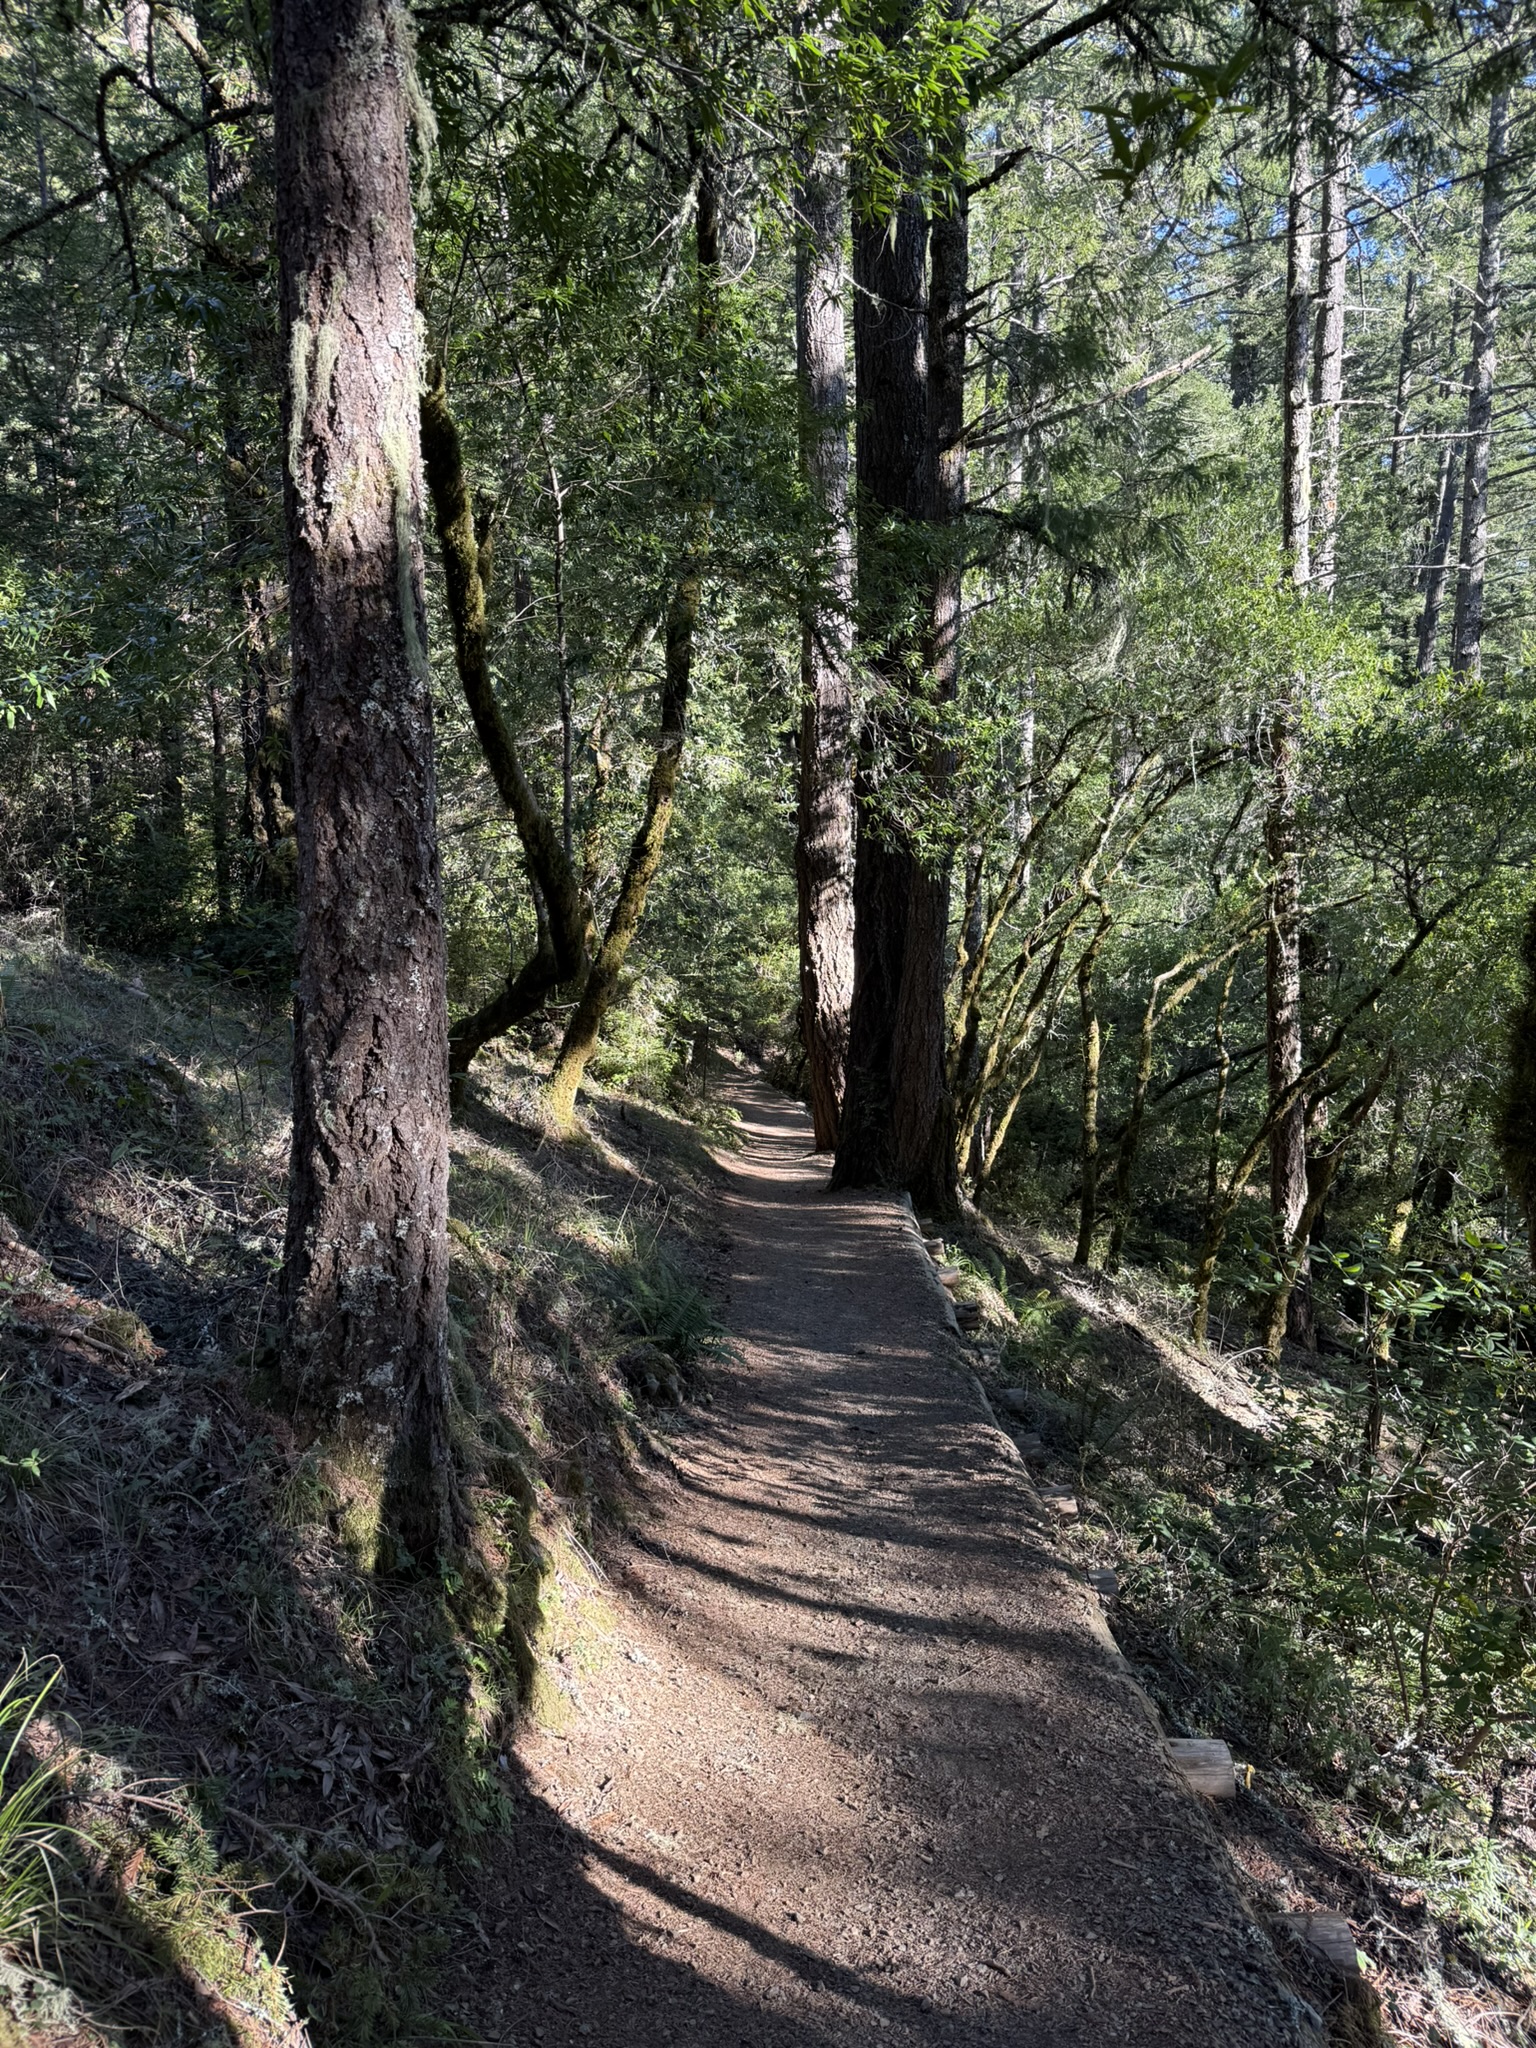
794, 139, 855, 1152
273, 0, 460, 1566
833, 107, 963, 1216
832, 159, 931, 1197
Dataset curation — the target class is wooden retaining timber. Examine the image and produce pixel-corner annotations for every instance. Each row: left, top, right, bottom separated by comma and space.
1273, 1913, 1361, 1978
1166, 1738, 1237, 1799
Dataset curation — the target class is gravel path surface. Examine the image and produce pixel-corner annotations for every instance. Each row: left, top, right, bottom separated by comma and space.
470, 1071, 1308, 2046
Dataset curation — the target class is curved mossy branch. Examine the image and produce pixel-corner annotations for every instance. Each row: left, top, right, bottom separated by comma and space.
419, 364, 586, 1081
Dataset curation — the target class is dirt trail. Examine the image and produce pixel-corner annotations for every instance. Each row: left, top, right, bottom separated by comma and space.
464, 1072, 1308, 2045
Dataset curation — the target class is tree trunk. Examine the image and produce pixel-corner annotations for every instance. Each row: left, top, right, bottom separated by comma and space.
208, 678, 232, 922
832, 142, 931, 1193
1268, 41, 1312, 1341
954, 848, 986, 1179
418, 367, 585, 1083
1261, 1065, 1389, 1363
1282, 41, 1314, 589
832, 109, 962, 1215
544, 564, 698, 1131
1205, 963, 1236, 1218
202, 66, 292, 903
1416, 425, 1461, 676
543, 143, 719, 1132
1310, 11, 1351, 598
1388, 267, 1417, 477
273, 0, 460, 1567
1451, 73, 1512, 680
1072, 910, 1110, 1268
906, 148, 966, 1208
1265, 718, 1309, 1340
793, 138, 855, 1152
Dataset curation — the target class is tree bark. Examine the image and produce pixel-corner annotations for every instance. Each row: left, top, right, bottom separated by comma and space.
417, 367, 586, 1082
1451, 72, 1512, 680
1388, 267, 1417, 478
1416, 425, 1461, 676
544, 562, 698, 1131
1310, 10, 1351, 598
543, 141, 719, 1131
1072, 909, 1110, 1267
1265, 714, 1308, 1339
202, 65, 292, 903
273, 0, 460, 1566
207, 678, 232, 923
832, 107, 963, 1215
1282, 41, 1314, 590
1268, 39, 1312, 1341
832, 138, 932, 1194
793, 138, 855, 1152
908, 146, 966, 1207
1261, 1064, 1390, 1363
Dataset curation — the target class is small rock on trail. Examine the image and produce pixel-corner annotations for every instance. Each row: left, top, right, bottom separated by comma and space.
464, 1071, 1308, 2046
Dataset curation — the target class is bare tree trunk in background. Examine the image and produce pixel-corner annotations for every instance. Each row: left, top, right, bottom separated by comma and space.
1072, 908, 1110, 1268
544, 142, 719, 1132
1268, 38, 1312, 1347
793, 137, 854, 1152
1310, 5, 1351, 597
1205, 963, 1236, 1221
1282, 44, 1314, 590
1416, 301, 1464, 675
1451, 68, 1512, 681
207, 679, 232, 922
273, 0, 460, 1568
202, 62, 293, 902
1388, 267, 1417, 477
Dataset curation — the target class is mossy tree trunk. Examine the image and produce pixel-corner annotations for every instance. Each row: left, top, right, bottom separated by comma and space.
418, 366, 586, 1085
543, 142, 719, 1134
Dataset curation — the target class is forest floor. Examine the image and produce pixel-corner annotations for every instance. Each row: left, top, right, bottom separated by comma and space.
1, 921, 1515, 2047
450, 1067, 1318, 2048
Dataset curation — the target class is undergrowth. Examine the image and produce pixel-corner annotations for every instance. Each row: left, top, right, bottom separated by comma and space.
961, 1206, 1536, 2047
0, 915, 732, 2043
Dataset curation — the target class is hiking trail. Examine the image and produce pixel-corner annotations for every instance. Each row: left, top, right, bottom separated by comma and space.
460, 1068, 1309, 2046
